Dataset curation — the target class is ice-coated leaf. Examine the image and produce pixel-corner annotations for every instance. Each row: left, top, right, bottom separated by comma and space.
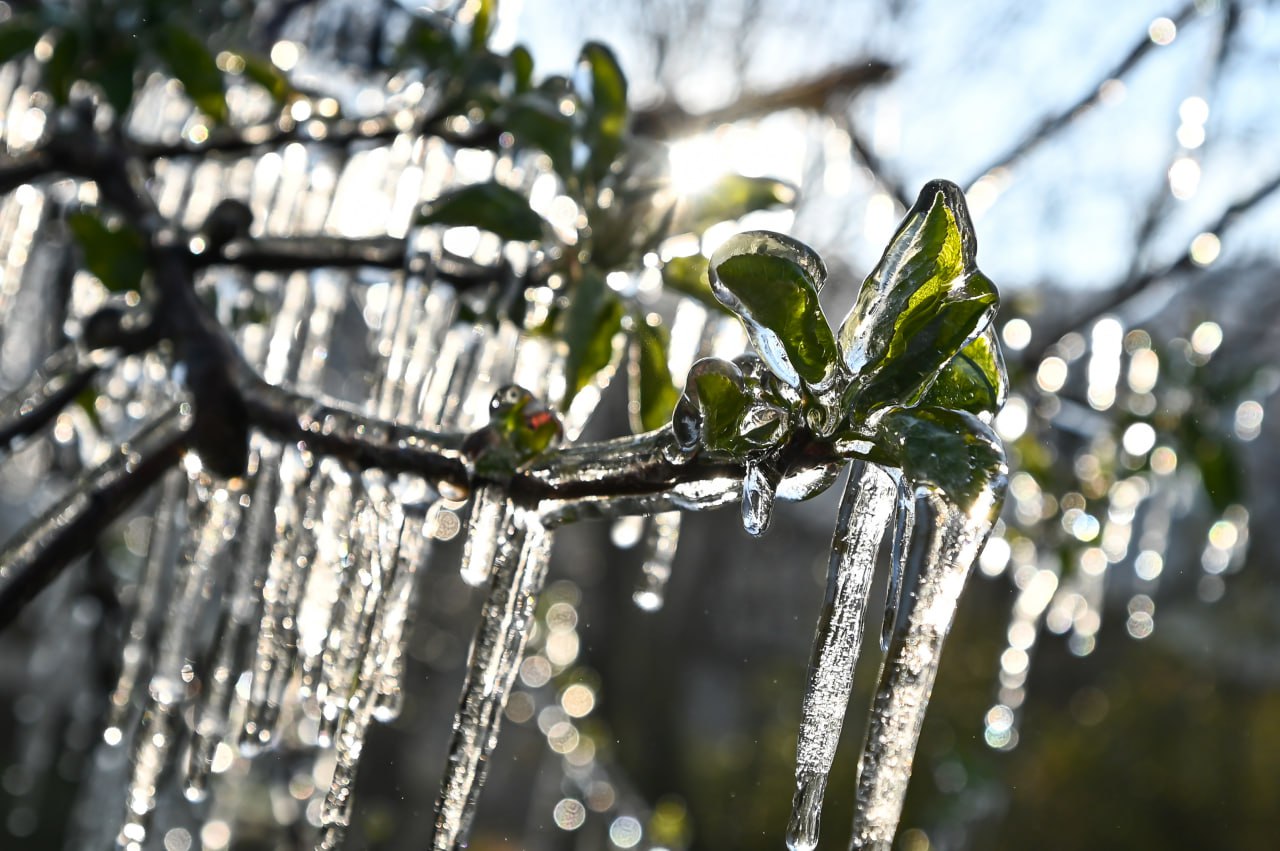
579, 42, 628, 181
708, 231, 838, 393
630, 317, 679, 433
156, 24, 228, 123
468, 0, 496, 51
671, 357, 794, 460
561, 271, 624, 406
675, 175, 797, 236
418, 182, 547, 243
839, 180, 998, 414
877, 406, 1006, 514
47, 28, 80, 105
511, 45, 534, 93
239, 53, 293, 103
501, 94, 574, 180
401, 17, 459, 71
68, 212, 147, 293
98, 44, 139, 116
660, 254, 724, 312
919, 325, 1007, 418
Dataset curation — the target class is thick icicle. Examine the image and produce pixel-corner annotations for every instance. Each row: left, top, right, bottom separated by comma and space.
319, 475, 404, 840
632, 510, 681, 612
459, 484, 509, 586
431, 512, 554, 850
787, 462, 896, 851
184, 439, 285, 800
848, 485, 1002, 851
119, 469, 238, 848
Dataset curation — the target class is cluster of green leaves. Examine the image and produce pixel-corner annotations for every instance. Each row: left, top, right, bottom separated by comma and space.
676, 181, 1008, 511
0, 0, 290, 121
398, 2, 794, 424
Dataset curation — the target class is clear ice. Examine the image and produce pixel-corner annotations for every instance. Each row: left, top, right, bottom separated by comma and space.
787, 462, 895, 851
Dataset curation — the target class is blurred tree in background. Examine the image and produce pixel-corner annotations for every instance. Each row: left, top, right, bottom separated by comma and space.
2, 1, 1279, 850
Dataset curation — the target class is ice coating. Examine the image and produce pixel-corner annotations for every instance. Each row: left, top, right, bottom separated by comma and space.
431, 513, 554, 849
633, 510, 681, 611
848, 481, 1004, 850
787, 462, 896, 851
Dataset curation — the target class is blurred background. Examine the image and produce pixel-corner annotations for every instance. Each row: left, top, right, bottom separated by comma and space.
3, 0, 1280, 849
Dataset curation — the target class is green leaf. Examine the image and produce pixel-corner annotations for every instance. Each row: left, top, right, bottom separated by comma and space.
708, 231, 838, 393
0, 20, 41, 65
580, 42, 628, 182
501, 94, 574, 179
660, 254, 724, 311
400, 17, 459, 72
239, 53, 292, 103
919, 325, 1007, 417
97, 44, 139, 116
1191, 434, 1242, 513
878, 405, 1007, 513
155, 23, 227, 123
46, 28, 81, 105
418, 182, 546, 242
469, 0, 497, 52
672, 357, 790, 458
561, 271, 624, 406
68, 212, 148, 294
839, 180, 998, 414
630, 317, 679, 433
675, 175, 796, 236
511, 45, 534, 93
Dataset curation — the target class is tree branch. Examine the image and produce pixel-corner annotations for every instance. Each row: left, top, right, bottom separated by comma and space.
0, 345, 106, 454
0, 404, 192, 629
1023, 166, 1280, 364
632, 59, 894, 137
965, 1, 1199, 185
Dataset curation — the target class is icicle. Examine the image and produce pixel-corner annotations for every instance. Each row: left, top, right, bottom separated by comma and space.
185, 438, 286, 800
240, 447, 314, 754
103, 468, 185, 746
432, 512, 554, 850
786, 462, 895, 851
315, 474, 381, 747
880, 473, 915, 652
296, 460, 358, 710
120, 468, 238, 848
741, 460, 781, 537
371, 504, 433, 722
319, 477, 404, 837
848, 484, 1002, 851
633, 511, 681, 612
459, 484, 509, 586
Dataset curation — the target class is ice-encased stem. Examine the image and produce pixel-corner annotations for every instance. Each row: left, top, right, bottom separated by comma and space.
848, 487, 1000, 851
787, 462, 896, 851
432, 511, 554, 850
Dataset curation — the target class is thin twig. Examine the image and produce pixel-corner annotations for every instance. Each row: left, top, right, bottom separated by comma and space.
1023, 167, 1280, 364
632, 59, 894, 138
965, 2, 1199, 186
0, 345, 104, 454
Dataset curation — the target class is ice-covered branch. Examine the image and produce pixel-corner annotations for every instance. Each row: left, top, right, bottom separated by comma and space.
0, 344, 105, 454
0, 404, 192, 628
